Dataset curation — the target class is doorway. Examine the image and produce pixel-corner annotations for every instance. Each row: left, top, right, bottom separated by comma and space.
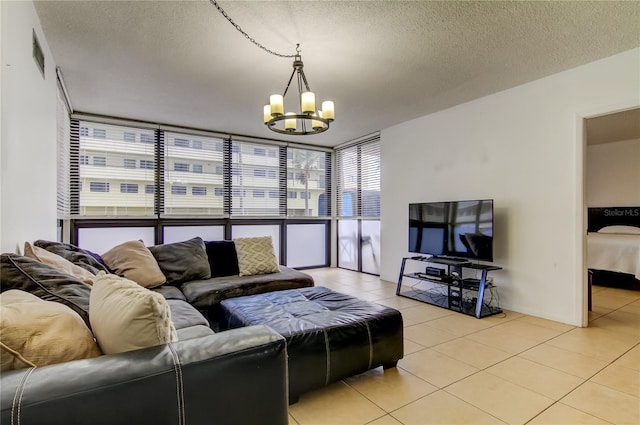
583, 107, 640, 325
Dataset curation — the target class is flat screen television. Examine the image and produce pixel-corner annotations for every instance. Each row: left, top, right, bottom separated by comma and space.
408, 199, 494, 262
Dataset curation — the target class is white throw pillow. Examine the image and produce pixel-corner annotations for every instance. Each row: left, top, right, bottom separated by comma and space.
89, 272, 177, 355
597, 225, 640, 235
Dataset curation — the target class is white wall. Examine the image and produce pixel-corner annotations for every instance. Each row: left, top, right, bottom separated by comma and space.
0, 1, 58, 253
587, 138, 640, 207
381, 48, 640, 326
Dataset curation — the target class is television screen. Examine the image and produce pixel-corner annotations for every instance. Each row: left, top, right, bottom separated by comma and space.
408, 199, 494, 262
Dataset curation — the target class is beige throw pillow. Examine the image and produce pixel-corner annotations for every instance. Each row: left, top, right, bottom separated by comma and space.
101, 240, 166, 288
0, 290, 102, 371
89, 272, 178, 355
233, 236, 280, 276
24, 241, 96, 285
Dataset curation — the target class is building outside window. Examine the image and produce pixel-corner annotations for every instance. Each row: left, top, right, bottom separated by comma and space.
93, 156, 106, 166
171, 185, 187, 195
120, 183, 138, 193
140, 160, 154, 169
253, 190, 265, 198
174, 138, 190, 148
174, 163, 189, 172
192, 186, 207, 196
90, 182, 109, 192
124, 132, 136, 142
124, 159, 136, 169
193, 164, 203, 174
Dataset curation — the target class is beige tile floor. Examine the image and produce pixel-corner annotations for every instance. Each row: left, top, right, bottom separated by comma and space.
287, 268, 640, 425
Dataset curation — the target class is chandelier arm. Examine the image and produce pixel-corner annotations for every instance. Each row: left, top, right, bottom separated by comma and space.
209, 0, 296, 58
282, 68, 298, 98
299, 70, 311, 92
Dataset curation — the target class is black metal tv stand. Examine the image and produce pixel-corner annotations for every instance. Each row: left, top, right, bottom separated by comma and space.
396, 256, 502, 318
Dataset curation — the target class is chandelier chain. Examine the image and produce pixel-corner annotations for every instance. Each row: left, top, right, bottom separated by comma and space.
209, 0, 296, 58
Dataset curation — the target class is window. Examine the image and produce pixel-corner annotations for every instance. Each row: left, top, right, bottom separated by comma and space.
267, 170, 276, 179
90, 182, 109, 192
214, 141, 224, 152
336, 134, 380, 274
145, 184, 154, 194
269, 191, 279, 198
171, 186, 187, 195
287, 147, 330, 217
174, 138, 189, 148
232, 141, 281, 216
80, 155, 89, 165
267, 149, 277, 158
288, 191, 297, 199
164, 131, 225, 216
120, 183, 138, 193
140, 133, 154, 144
174, 163, 189, 172
77, 121, 156, 216
80, 127, 89, 137
140, 160, 154, 169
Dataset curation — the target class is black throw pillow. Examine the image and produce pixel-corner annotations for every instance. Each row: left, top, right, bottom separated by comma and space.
33, 240, 110, 275
148, 237, 211, 284
204, 240, 240, 277
0, 254, 92, 328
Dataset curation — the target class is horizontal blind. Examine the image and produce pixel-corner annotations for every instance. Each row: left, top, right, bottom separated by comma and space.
230, 140, 282, 217
360, 139, 380, 218
286, 147, 331, 217
77, 121, 156, 217
163, 131, 225, 217
335, 134, 380, 219
56, 88, 70, 219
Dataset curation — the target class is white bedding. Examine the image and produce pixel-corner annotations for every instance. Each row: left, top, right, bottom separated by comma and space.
587, 232, 640, 279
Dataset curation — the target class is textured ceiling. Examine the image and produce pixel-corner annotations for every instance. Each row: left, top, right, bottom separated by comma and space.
34, 1, 640, 147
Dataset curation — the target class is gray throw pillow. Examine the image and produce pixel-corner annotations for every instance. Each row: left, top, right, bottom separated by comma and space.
0, 254, 92, 328
148, 237, 211, 284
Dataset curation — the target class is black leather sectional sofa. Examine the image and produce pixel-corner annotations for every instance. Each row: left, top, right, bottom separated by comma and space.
0, 239, 314, 425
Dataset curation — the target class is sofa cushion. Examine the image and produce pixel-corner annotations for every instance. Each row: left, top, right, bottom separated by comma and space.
0, 290, 101, 371
181, 266, 314, 310
89, 272, 178, 355
24, 242, 96, 285
175, 324, 215, 341
152, 285, 187, 301
101, 240, 166, 288
167, 299, 210, 330
0, 254, 92, 328
204, 240, 240, 277
148, 237, 211, 284
234, 236, 280, 276
33, 240, 110, 275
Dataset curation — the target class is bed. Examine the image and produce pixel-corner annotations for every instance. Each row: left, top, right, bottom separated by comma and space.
587, 207, 640, 280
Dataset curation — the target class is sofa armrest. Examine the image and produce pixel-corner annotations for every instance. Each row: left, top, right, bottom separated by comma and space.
1, 325, 288, 425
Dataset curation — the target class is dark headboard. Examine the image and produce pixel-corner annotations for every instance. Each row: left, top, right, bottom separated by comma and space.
588, 207, 640, 232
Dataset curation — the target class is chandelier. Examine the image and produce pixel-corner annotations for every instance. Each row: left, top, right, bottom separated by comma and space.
263, 45, 334, 135
210, 0, 335, 136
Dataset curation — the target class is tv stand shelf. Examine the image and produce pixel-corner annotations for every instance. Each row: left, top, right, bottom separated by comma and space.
396, 256, 502, 318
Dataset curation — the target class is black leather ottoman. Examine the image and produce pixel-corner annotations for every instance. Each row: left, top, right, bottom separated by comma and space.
220, 286, 403, 402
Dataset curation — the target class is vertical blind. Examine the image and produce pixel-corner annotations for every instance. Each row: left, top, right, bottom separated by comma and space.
335, 134, 381, 218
